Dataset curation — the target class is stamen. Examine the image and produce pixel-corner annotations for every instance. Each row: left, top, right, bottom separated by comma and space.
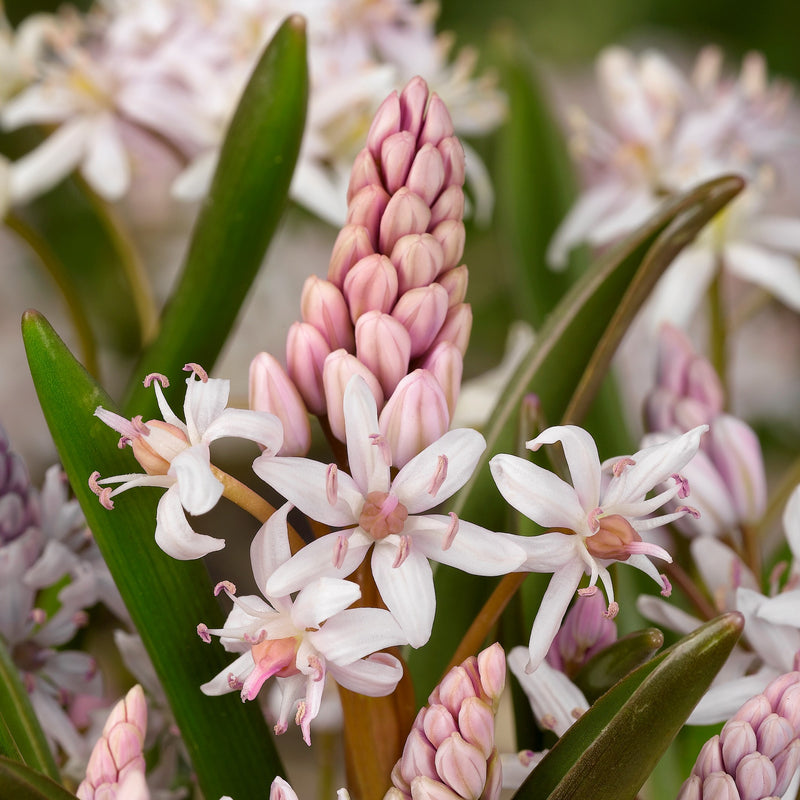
326, 464, 339, 505
369, 433, 393, 465
427, 455, 448, 497
612, 456, 636, 477
577, 586, 598, 597
143, 373, 169, 388
99, 488, 114, 510
183, 363, 208, 382
604, 601, 619, 619
131, 415, 150, 436
442, 512, 459, 550
392, 535, 411, 568
30, 608, 46, 625
243, 630, 267, 645
274, 721, 288, 736
307, 655, 324, 681
660, 574, 672, 597
333, 533, 349, 569
676, 504, 700, 519
295, 700, 306, 726
88, 471, 103, 495
227, 673, 243, 691
732, 559, 743, 591
214, 580, 236, 597
73, 611, 89, 627
587, 507, 603, 533
540, 713, 557, 730
671, 473, 690, 499
624, 541, 672, 562
197, 623, 211, 643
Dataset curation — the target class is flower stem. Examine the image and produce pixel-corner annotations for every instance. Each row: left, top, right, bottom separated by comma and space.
708, 260, 728, 401
662, 561, 717, 621
5, 212, 99, 377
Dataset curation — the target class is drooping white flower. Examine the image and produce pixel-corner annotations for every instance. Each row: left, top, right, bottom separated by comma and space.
199, 503, 407, 745
254, 375, 526, 648
490, 424, 706, 673
91, 364, 283, 560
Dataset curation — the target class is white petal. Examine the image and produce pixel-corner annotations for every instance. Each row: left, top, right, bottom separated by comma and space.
309, 607, 407, 663
201, 652, 254, 695
528, 426, 601, 512
82, 112, 130, 200
170, 444, 223, 515
291, 577, 361, 630
253, 455, 362, 527
515, 531, 580, 572
203, 408, 283, 452
184, 376, 230, 441
265, 532, 370, 597
407, 516, 525, 574
250, 503, 292, 598
393, 428, 486, 513
343, 376, 390, 495
490, 454, 586, 532
327, 653, 403, 696
687, 670, 777, 725
371, 544, 435, 648
749, 215, 800, 254
645, 247, 716, 330
725, 242, 800, 312
691, 538, 758, 597
736, 587, 798, 673
587, 188, 659, 246
784, 484, 800, 561
155, 486, 224, 560
756, 590, 800, 629
23, 540, 77, 589
636, 594, 701, 635
172, 150, 218, 201
1, 85, 78, 127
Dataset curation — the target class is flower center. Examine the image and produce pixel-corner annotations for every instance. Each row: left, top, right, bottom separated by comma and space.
131, 420, 190, 475
250, 636, 301, 680
359, 491, 409, 540
584, 514, 640, 561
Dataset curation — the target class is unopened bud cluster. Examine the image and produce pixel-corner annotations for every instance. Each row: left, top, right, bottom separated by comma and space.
678, 671, 800, 799
386, 643, 505, 800
252, 76, 471, 465
0, 424, 38, 545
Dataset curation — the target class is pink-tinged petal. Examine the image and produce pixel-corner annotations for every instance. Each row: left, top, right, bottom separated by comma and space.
202, 408, 283, 452
184, 376, 230, 441
291, 578, 361, 631
636, 595, 701, 636
83, 113, 130, 200
327, 652, 404, 696
170, 444, 222, 516
489, 454, 586, 533
271, 777, 300, 800
309, 607, 407, 663
265, 532, 371, 598
757, 590, 800, 629
586, 188, 659, 246
726, 242, 800, 312
526, 559, 586, 673
737, 588, 799, 674
515, 532, 579, 572
253, 455, 362, 526
393, 429, 485, 513
691, 539, 758, 600
749, 215, 800, 254
155, 486, 224, 560
528, 426, 601, 511
406, 516, 525, 574
250, 503, 292, 599
371, 544, 435, 648
151, 381, 184, 431
201, 652, 254, 696
688, 672, 779, 726
646, 247, 716, 330
343, 376, 391, 495
783, 484, 800, 561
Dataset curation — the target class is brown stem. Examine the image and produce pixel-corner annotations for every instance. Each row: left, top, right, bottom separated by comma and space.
662, 561, 717, 621
740, 522, 762, 580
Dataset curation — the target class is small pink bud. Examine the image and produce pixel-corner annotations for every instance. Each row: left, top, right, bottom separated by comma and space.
477, 643, 506, 707
286, 322, 331, 415
430, 303, 473, 356
686, 356, 725, 416
399, 76, 429, 139
421, 344, 463, 419
645, 388, 677, 432
300, 275, 355, 351
430, 185, 465, 228
774, 740, 800, 795
755, 713, 794, 759
434, 733, 487, 800
435, 665, 479, 719
379, 188, 432, 255
483, 750, 502, 800
391, 233, 445, 294
409, 776, 463, 800
399, 728, 439, 784
734, 751, 777, 799
419, 93, 455, 147
776, 682, 800, 731
458, 696, 495, 759
382, 131, 418, 194
422, 704, 458, 748
701, 773, 738, 800
693, 736, 724, 779
720, 720, 757, 774
392, 284, 450, 358
430, 219, 466, 270
677, 774, 702, 800
380, 370, 450, 467
323, 350, 383, 442
436, 265, 469, 307
367, 91, 402, 159
735, 694, 772, 732
406, 143, 446, 206
763, 672, 800, 708
654, 324, 694, 394
343, 254, 399, 322
249, 353, 310, 456
347, 148, 382, 204
355, 311, 412, 397
438, 137, 466, 188
674, 397, 714, 430
347, 184, 391, 248
328, 224, 375, 288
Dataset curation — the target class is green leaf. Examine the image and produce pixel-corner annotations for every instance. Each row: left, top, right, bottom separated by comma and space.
0, 757, 76, 800
515, 612, 744, 800
572, 628, 664, 703
0, 638, 60, 781
407, 175, 744, 699
122, 15, 309, 419
22, 311, 285, 800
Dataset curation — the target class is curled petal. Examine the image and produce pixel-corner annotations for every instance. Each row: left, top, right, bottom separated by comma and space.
170, 445, 223, 516
155, 486, 224, 560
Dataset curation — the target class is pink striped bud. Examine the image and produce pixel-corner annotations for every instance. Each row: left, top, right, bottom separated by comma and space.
380, 370, 450, 468
343, 253, 399, 322
300, 275, 355, 351
734, 752, 777, 797
323, 350, 383, 442
430, 303, 472, 356
477, 643, 506, 708
391, 233, 445, 294
483, 751, 502, 800
435, 733, 486, 800
379, 188, 432, 255
775, 740, 800, 794
382, 131, 418, 194
286, 322, 330, 415
409, 776, 463, 800
347, 148, 383, 204
421, 343, 463, 418
367, 91, 402, 159
249, 353, 310, 456
430, 219, 466, 270
392, 284, 450, 358
328, 224, 375, 287
435, 666, 479, 718
654, 323, 695, 394
348, 184, 391, 247
399, 76, 429, 140
399, 728, 439, 784
419, 93, 455, 147
406, 143, 446, 206
422, 705, 458, 749
458, 696, 495, 759
355, 311, 412, 397
436, 265, 469, 307
438, 137, 466, 188
693, 736, 725, 777
430, 185, 465, 228
687, 357, 724, 416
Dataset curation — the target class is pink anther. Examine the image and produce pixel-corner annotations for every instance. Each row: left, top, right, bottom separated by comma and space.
672, 473, 690, 499
197, 623, 211, 643
326, 464, 338, 505
676, 504, 700, 519
143, 372, 170, 388
183, 363, 208, 382
88, 471, 103, 495
333, 533, 349, 570
604, 601, 619, 619
369, 433, 393, 465
427, 455, 448, 497
612, 457, 636, 477
214, 580, 236, 597
577, 586, 598, 597
660, 574, 673, 597
98, 488, 114, 510
442, 512, 459, 550
392, 535, 411, 568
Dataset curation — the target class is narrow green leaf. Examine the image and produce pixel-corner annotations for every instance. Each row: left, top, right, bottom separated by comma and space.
407, 175, 744, 698
515, 613, 744, 800
0, 638, 60, 781
22, 311, 285, 800
0, 757, 76, 800
0, 715, 24, 764
123, 15, 308, 419
572, 628, 664, 703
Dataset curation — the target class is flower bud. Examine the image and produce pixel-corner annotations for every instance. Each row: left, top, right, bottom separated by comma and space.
300, 275, 355, 351
434, 665, 478, 718
379, 187, 431, 255
392, 284, 449, 358
734, 751, 777, 797
431, 219, 465, 270
430, 303, 472, 356
391, 233, 445, 294
438, 136, 466, 188
382, 131, 417, 194
367, 91, 402, 159
347, 184, 391, 247
355, 311, 412, 397
286, 322, 331, 415
328, 223, 374, 287
347, 148, 382, 204
249, 353, 311, 456
406, 143, 445, 206
380, 370, 450, 468
458, 696, 495, 759
399, 76, 429, 140
686, 356, 724, 416
653, 323, 694, 394
477, 643, 506, 708
342, 253, 399, 322
399, 728, 438, 784
421, 343, 463, 418
323, 350, 383, 442
422, 705, 458, 749
419, 93, 455, 147
435, 733, 486, 800
436, 265, 468, 307
430, 185, 464, 228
